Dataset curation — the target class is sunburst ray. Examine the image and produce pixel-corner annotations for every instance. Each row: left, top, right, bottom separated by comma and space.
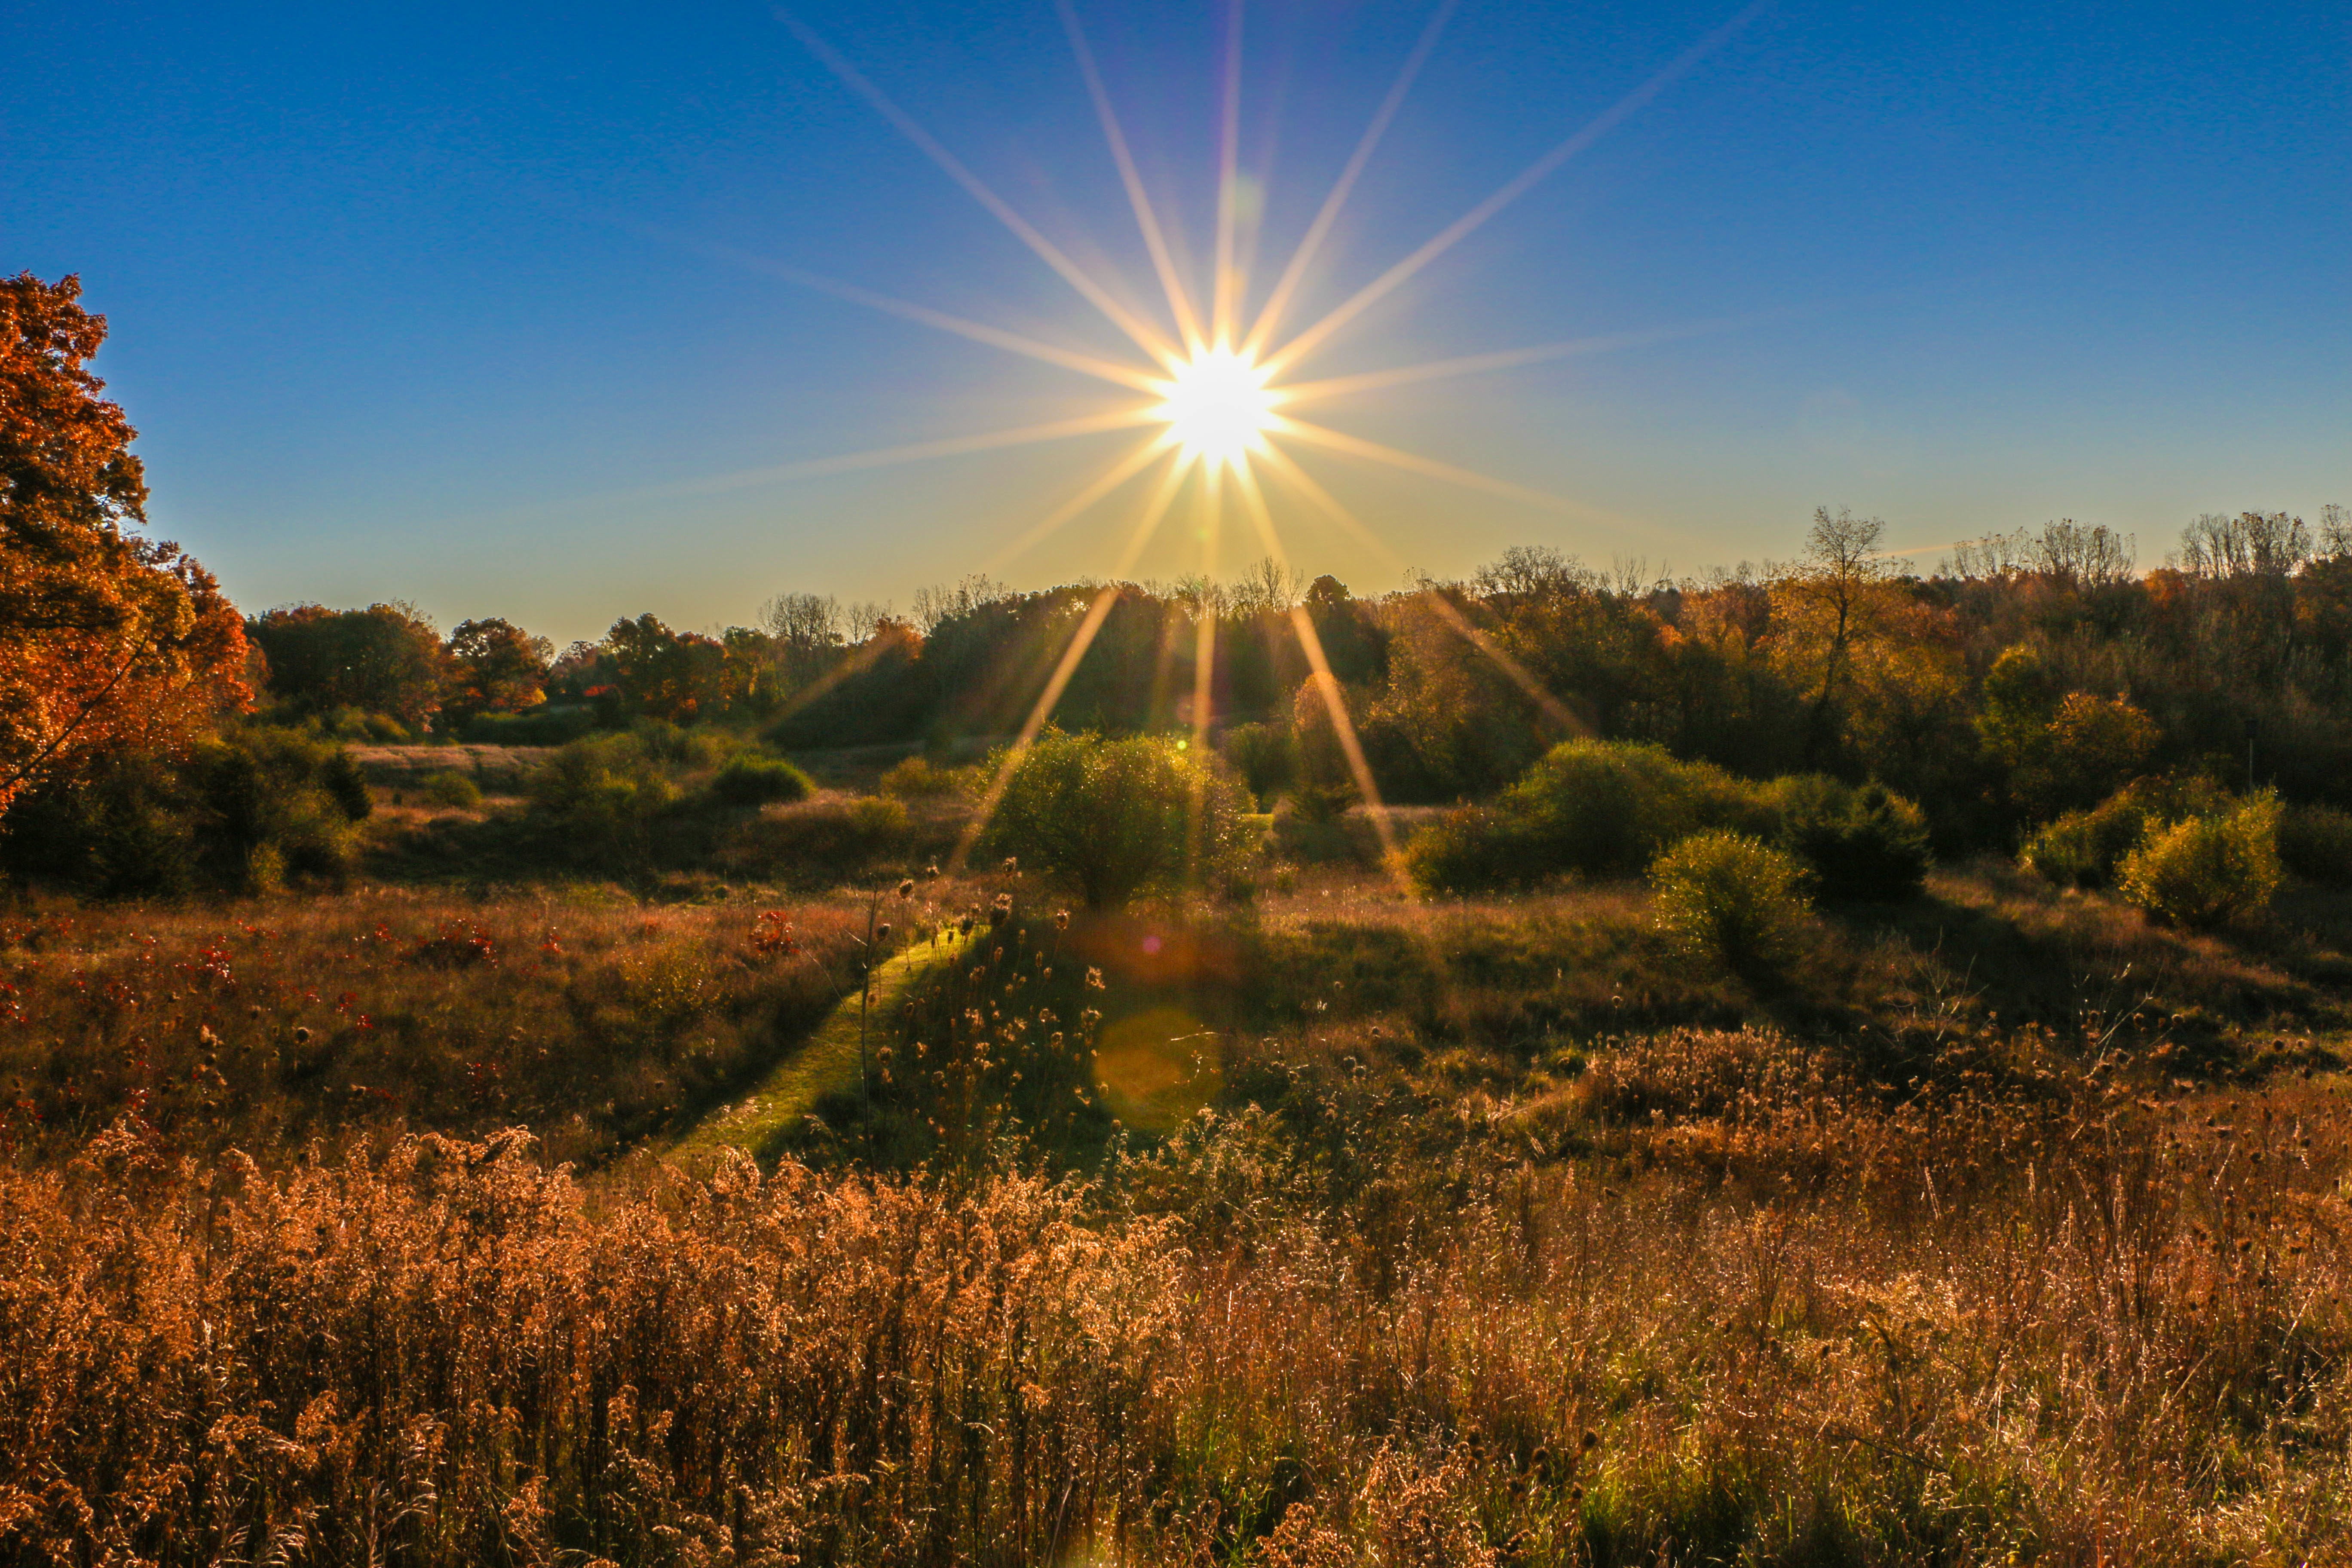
705, 245, 1165, 392
1224, 463, 1412, 894
984, 432, 1179, 575
1252, 441, 1586, 736
1266, 415, 1618, 524
1261, 0, 1767, 378
1058, 0, 1208, 355
1240, 0, 1457, 360
1273, 319, 1738, 406
781, 11, 1182, 368
952, 452, 1193, 870
1211, 0, 1246, 345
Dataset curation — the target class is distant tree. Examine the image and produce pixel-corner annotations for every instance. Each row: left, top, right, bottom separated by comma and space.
603, 613, 734, 721
441, 617, 554, 726
247, 602, 445, 728
2179, 511, 2313, 579
0, 273, 250, 817
1772, 507, 1897, 767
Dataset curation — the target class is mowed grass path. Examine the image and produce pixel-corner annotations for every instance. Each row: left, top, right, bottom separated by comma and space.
670, 927, 973, 1167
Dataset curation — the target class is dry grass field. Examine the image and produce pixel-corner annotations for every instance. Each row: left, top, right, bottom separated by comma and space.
9, 825, 2352, 1564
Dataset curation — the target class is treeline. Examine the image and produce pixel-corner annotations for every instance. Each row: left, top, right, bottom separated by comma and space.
236, 504, 2352, 850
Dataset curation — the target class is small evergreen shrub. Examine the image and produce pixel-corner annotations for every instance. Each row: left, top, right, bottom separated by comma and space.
710, 753, 814, 806
1771, 776, 1931, 900
1650, 831, 1813, 972
2278, 802, 2352, 886
419, 770, 483, 809
2119, 797, 2282, 931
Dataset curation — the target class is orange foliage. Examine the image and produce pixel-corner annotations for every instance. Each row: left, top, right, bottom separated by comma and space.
0, 273, 248, 815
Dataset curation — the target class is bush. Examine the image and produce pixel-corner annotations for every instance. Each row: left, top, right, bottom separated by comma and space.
1219, 721, 1302, 808
2278, 802, 2352, 886
2022, 775, 2233, 888
528, 733, 676, 854
1407, 740, 1770, 893
1771, 776, 1931, 900
987, 731, 1251, 909
879, 756, 958, 798
419, 770, 482, 809
2119, 797, 2282, 931
710, 753, 813, 806
629, 717, 733, 769
1650, 831, 1813, 972
0, 729, 368, 896
459, 704, 597, 746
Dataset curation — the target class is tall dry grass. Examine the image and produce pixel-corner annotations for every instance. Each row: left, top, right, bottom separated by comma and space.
9, 1023, 2352, 1565
0, 892, 867, 1166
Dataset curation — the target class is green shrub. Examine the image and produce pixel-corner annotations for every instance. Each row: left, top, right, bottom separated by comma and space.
1406, 740, 1770, 893
459, 704, 597, 746
1650, 831, 1813, 972
879, 756, 958, 797
710, 753, 814, 806
2278, 802, 2352, 886
419, 770, 483, 809
987, 731, 1251, 909
1771, 776, 1931, 900
1219, 721, 1302, 808
2022, 775, 2233, 888
2119, 797, 2282, 931
529, 733, 677, 853
1, 729, 368, 897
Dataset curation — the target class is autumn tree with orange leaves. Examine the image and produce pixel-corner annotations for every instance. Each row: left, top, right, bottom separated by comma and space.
0, 273, 248, 818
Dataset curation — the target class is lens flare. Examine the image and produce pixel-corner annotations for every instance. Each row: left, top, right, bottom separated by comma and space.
1154, 346, 1275, 467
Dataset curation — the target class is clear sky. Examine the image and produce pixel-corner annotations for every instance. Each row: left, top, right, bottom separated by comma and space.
7, 0, 2346, 645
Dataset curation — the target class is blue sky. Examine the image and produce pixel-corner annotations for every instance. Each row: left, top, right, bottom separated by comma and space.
7, 0, 2346, 644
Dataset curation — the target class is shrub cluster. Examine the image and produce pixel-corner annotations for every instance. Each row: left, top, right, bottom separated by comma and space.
2120, 796, 2283, 931
0, 727, 371, 896
2020, 775, 2232, 888
2021, 777, 2288, 930
1407, 739, 1931, 901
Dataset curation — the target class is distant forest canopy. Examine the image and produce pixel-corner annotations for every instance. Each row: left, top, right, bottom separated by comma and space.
230, 504, 2352, 834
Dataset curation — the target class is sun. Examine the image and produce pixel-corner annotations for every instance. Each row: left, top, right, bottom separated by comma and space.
772, 0, 1758, 879
1154, 346, 1276, 468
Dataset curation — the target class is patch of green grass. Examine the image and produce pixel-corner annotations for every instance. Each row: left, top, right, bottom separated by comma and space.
669, 925, 974, 1167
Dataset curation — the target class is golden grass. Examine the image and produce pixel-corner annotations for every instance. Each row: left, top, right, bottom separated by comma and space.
11, 870, 2352, 1563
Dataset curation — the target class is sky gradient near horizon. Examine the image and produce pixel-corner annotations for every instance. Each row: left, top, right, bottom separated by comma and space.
7, 0, 2347, 645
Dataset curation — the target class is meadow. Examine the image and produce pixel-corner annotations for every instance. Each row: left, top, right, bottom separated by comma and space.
10, 732, 2352, 1567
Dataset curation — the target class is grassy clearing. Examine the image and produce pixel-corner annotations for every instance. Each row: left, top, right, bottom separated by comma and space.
11, 847, 2352, 1564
